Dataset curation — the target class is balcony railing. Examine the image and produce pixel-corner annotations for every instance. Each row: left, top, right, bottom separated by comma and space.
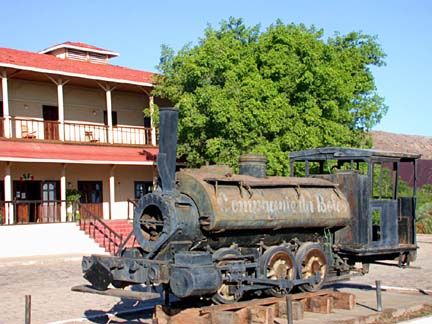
2, 117, 155, 146
0, 199, 80, 225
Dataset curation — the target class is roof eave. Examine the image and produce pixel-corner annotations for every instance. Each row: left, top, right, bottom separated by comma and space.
0, 62, 153, 88
0, 156, 155, 165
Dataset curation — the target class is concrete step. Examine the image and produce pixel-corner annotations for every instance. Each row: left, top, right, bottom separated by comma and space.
79, 219, 139, 253
0, 223, 107, 258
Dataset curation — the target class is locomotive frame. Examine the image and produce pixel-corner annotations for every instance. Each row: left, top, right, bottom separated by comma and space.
77, 107, 420, 304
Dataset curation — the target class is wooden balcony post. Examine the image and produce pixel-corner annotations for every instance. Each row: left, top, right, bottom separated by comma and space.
1, 72, 10, 138
46, 76, 69, 141
57, 81, 65, 141
106, 89, 113, 144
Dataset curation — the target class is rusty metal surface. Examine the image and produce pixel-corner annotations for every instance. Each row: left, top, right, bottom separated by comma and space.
239, 153, 267, 178
177, 168, 351, 232
320, 172, 370, 247
207, 175, 339, 188
72, 284, 161, 301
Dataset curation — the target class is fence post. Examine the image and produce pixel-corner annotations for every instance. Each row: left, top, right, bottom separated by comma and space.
286, 295, 293, 324
376, 280, 383, 312
25, 295, 31, 324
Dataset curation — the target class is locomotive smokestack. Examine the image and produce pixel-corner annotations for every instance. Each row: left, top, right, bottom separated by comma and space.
239, 153, 267, 178
157, 107, 179, 193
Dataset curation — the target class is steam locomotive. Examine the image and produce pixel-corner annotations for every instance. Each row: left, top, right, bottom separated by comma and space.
79, 107, 419, 304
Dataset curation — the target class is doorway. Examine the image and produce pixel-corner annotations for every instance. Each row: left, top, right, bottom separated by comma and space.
14, 181, 41, 223
43, 105, 59, 140
41, 181, 60, 222
13, 180, 60, 223
78, 181, 103, 218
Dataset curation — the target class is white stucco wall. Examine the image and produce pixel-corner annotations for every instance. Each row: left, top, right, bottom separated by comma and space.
1, 162, 155, 220
4, 79, 149, 125
0, 223, 106, 257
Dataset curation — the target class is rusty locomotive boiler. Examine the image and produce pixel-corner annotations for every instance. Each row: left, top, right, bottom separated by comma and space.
77, 107, 419, 304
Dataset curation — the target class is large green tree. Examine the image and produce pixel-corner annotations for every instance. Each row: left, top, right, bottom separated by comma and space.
153, 18, 387, 175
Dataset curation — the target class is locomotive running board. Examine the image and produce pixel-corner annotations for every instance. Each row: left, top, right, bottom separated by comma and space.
72, 285, 161, 301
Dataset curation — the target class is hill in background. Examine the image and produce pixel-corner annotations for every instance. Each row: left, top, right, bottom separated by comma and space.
371, 131, 432, 188
371, 131, 432, 160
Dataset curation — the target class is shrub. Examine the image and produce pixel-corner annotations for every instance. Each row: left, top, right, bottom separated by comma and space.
416, 202, 432, 234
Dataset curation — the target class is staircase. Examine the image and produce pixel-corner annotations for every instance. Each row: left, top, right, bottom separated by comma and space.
79, 219, 139, 255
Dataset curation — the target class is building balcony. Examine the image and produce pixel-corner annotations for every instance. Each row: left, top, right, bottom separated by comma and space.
0, 117, 156, 146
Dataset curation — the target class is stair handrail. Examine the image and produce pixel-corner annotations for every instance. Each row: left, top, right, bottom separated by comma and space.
118, 198, 140, 255
115, 229, 136, 256
78, 202, 123, 254
127, 198, 138, 220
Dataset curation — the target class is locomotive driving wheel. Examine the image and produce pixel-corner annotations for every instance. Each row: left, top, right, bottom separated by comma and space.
296, 243, 328, 292
211, 248, 244, 304
259, 246, 296, 297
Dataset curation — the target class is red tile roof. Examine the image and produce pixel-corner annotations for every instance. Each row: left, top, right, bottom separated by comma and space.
0, 141, 157, 165
0, 47, 154, 85
39, 41, 117, 56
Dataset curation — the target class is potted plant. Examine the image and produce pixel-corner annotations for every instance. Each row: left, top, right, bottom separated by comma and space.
66, 189, 81, 221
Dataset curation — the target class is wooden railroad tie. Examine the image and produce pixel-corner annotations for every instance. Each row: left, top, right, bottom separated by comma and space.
153, 289, 355, 324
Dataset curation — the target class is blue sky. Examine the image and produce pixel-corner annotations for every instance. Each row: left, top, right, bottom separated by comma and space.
1, 1, 430, 136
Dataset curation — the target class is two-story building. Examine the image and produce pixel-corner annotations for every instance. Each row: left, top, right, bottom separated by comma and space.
0, 42, 167, 225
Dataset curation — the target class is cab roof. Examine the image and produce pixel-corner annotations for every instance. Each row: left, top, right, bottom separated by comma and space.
289, 147, 421, 163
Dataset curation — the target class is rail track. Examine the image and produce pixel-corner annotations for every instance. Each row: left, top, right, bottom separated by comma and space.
73, 284, 356, 323
152, 289, 355, 324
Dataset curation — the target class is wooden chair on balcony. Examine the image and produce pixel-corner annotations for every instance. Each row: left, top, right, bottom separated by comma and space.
21, 124, 37, 139
85, 131, 99, 143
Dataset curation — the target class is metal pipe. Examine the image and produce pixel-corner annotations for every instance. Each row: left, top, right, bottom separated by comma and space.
157, 107, 179, 193
376, 280, 382, 312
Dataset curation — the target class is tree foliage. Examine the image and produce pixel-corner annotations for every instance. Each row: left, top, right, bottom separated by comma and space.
153, 18, 387, 175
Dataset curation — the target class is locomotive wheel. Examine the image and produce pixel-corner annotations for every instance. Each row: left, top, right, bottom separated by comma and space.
295, 243, 328, 292
259, 246, 296, 297
211, 248, 244, 304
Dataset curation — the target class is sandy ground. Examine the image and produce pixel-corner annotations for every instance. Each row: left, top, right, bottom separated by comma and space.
352, 235, 432, 291
1, 235, 431, 324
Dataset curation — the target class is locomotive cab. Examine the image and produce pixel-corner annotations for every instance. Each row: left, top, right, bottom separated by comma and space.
289, 147, 420, 266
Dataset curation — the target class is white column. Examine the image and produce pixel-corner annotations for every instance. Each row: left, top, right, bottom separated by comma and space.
4, 162, 13, 224
106, 89, 113, 144
57, 80, 65, 141
1, 72, 10, 138
109, 165, 116, 220
149, 95, 157, 146
60, 164, 67, 222
152, 165, 158, 188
